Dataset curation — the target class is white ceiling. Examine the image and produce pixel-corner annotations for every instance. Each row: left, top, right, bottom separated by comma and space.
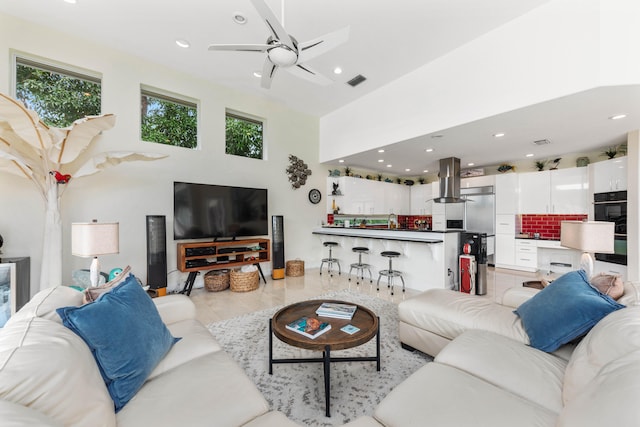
1, 0, 637, 176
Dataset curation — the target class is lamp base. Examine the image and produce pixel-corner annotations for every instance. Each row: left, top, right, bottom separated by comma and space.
90, 257, 100, 287
580, 252, 594, 279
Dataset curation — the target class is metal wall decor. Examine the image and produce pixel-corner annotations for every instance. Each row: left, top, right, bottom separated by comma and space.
286, 155, 312, 189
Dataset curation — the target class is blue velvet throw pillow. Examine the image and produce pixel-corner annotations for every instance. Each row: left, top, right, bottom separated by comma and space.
514, 270, 625, 352
57, 274, 179, 412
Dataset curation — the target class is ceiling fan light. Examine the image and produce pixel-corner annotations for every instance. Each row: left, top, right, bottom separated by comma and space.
268, 47, 298, 67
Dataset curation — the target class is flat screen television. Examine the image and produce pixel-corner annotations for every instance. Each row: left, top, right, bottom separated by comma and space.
173, 182, 268, 240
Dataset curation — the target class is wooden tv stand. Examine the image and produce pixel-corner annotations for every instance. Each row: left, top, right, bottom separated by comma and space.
177, 238, 270, 295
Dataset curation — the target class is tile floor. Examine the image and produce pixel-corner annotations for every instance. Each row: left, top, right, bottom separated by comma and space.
189, 266, 539, 325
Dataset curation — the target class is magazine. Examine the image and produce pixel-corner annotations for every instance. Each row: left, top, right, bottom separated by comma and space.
316, 302, 357, 319
285, 316, 331, 339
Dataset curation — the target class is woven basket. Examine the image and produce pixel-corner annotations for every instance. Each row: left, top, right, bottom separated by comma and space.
285, 260, 305, 277
230, 269, 260, 292
204, 269, 230, 292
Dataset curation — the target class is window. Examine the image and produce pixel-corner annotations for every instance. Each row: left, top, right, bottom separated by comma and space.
15, 57, 101, 127
141, 88, 198, 149
225, 111, 264, 159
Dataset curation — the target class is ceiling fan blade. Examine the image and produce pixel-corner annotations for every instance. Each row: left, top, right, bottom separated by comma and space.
297, 26, 349, 63
208, 43, 270, 52
285, 63, 333, 86
250, 0, 295, 49
261, 59, 278, 89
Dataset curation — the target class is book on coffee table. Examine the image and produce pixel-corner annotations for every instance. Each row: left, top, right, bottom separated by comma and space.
316, 302, 357, 319
286, 316, 332, 339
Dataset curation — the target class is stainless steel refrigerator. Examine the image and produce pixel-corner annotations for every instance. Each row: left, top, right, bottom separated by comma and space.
462, 186, 495, 263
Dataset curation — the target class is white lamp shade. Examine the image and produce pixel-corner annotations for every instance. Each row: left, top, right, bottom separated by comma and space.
560, 221, 615, 253
71, 222, 120, 257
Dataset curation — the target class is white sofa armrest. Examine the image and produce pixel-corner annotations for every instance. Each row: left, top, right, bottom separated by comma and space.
500, 287, 539, 308
153, 294, 196, 325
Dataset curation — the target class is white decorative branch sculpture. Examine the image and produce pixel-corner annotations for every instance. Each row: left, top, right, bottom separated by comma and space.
0, 93, 166, 290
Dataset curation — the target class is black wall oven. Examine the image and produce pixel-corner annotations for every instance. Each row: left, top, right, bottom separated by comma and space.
593, 191, 627, 265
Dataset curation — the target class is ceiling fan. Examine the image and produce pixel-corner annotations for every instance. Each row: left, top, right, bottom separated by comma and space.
208, 0, 349, 89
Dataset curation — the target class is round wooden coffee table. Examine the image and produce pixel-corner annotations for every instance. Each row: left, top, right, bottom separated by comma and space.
269, 299, 380, 417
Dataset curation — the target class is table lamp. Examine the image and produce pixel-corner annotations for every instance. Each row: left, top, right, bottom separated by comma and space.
560, 220, 614, 278
72, 220, 119, 287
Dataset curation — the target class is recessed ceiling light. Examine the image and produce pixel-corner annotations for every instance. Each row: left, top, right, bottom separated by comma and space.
333, 67, 343, 75
175, 39, 190, 48
405, 168, 411, 172
609, 114, 627, 120
467, 163, 474, 167
425, 148, 433, 153
493, 133, 505, 138
253, 71, 262, 78
526, 153, 534, 157
338, 159, 344, 163
64, 0, 77, 4
378, 149, 385, 153
233, 12, 247, 24
378, 159, 384, 163
423, 170, 429, 173
386, 164, 392, 168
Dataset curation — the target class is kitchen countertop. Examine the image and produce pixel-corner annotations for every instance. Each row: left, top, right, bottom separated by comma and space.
313, 227, 445, 243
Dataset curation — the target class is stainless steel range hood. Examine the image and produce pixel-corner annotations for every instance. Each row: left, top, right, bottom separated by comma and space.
433, 157, 465, 203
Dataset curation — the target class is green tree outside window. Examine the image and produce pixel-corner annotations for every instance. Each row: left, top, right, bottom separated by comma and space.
225, 112, 263, 159
141, 90, 197, 149
16, 60, 101, 128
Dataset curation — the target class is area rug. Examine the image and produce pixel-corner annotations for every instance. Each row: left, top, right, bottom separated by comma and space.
208, 290, 432, 426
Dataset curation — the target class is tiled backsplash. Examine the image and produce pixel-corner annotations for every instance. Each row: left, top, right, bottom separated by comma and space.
517, 214, 587, 240
326, 214, 432, 230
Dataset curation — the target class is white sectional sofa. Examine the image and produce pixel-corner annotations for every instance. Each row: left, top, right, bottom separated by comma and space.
343, 272, 640, 427
0, 285, 300, 427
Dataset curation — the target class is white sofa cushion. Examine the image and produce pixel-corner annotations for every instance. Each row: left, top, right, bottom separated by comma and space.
148, 318, 222, 380
563, 306, 640, 404
152, 294, 197, 325
116, 351, 269, 427
0, 400, 63, 427
6, 286, 83, 326
435, 330, 567, 413
0, 318, 116, 427
558, 349, 640, 427
374, 362, 556, 427
399, 289, 529, 344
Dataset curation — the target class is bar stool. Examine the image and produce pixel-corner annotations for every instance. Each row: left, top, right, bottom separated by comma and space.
348, 247, 373, 285
319, 241, 341, 277
377, 251, 405, 295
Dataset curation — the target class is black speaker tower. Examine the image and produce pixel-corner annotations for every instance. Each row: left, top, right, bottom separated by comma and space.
146, 215, 167, 290
272, 215, 285, 279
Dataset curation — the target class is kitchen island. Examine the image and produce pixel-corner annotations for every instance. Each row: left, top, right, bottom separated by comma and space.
312, 227, 460, 292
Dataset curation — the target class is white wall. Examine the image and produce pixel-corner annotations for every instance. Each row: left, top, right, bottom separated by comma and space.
0, 14, 325, 294
319, 0, 640, 162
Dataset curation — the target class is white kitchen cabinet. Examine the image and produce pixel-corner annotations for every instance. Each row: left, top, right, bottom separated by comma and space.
495, 234, 516, 266
461, 175, 495, 189
384, 181, 410, 214
327, 177, 410, 215
551, 167, 588, 214
515, 239, 538, 271
495, 214, 515, 235
590, 157, 627, 193
518, 171, 551, 214
410, 183, 433, 215
495, 173, 518, 214
518, 168, 588, 214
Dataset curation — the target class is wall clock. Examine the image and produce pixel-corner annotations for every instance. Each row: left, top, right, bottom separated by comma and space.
308, 189, 321, 204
